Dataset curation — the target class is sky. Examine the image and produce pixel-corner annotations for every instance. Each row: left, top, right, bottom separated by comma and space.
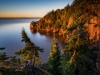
0, 0, 73, 18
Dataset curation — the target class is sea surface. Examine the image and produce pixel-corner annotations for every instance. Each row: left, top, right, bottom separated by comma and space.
0, 18, 63, 63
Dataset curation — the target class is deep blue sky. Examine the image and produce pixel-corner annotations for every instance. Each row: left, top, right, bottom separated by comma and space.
0, 0, 73, 17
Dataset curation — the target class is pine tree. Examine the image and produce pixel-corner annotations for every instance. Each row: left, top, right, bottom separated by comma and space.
0, 47, 9, 68
0, 47, 9, 61
62, 17, 98, 75
48, 37, 62, 75
0, 47, 6, 50
9, 56, 21, 65
15, 28, 43, 65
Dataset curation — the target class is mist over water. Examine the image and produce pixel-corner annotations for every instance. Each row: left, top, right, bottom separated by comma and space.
0, 18, 64, 63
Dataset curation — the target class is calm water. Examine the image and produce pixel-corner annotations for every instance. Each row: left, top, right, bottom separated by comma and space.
0, 18, 64, 63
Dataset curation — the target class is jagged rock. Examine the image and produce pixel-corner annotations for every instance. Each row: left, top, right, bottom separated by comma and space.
30, 21, 36, 29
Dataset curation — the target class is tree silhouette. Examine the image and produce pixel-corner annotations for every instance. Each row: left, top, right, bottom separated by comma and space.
0, 47, 9, 62
15, 28, 43, 65
62, 17, 98, 75
48, 37, 62, 75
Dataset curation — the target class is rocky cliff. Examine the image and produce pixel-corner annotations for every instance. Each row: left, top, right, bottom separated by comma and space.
30, 0, 100, 74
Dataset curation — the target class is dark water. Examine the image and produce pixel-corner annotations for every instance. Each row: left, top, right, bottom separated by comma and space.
0, 18, 64, 63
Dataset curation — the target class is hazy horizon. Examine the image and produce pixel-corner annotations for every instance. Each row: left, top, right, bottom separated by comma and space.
0, 0, 73, 18
0, 16, 42, 18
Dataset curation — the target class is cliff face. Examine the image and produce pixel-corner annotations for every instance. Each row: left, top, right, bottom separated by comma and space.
34, 0, 100, 47
68, 10, 100, 45
87, 17, 100, 41
67, 4, 100, 73
34, 1, 100, 40
35, 0, 100, 34
31, 1, 100, 73
67, 3, 100, 66
30, 21, 37, 29
89, 13, 100, 75
67, 13, 100, 42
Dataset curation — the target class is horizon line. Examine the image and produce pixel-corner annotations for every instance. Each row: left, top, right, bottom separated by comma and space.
0, 17, 42, 19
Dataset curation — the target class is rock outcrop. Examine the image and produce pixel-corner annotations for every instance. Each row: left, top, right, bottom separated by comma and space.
30, 21, 36, 29
30, 1, 100, 74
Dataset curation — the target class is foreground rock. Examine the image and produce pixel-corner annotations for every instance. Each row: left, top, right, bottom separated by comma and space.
0, 65, 51, 75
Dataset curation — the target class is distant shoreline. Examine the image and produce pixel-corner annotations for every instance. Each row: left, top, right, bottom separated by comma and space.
0, 17, 41, 19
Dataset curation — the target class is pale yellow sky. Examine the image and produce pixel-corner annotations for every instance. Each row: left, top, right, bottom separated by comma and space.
0, 12, 45, 18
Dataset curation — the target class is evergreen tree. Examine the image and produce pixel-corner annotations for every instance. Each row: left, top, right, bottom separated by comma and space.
48, 37, 62, 75
9, 56, 21, 65
62, 17, 98, 75
0, 47, 9, 61
0, 47, 5, 50
15, 28, 43, 65
0, 47, 9, 68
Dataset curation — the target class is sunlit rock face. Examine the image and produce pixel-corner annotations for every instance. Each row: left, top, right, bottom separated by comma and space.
67, 11, 100, 74
67, 14, 100, 41
30, 21, 37, 29
85, 14, 100, 74
30, 23, 34, 29
33, 2, 100, 73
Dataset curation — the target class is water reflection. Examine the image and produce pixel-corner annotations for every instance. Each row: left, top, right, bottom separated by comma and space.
30, 28, 37, 34
29, 28, 65, 63
30, 28, 65, 48
0, 18, 64, 63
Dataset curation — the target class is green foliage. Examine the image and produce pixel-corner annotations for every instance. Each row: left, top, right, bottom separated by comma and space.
1, 0, 100, 74
0, 48, 17, 75
15, 28, 43, 64
0, 47, 6, 50
36, 0, 100, 40
37, 5, 73, 30
62, 15, 98, 75
0, 47, 9, 61
9, 56, 21, 65
67, 23, 77, 32
0, 67, 16, 75
48, 37, 62, 75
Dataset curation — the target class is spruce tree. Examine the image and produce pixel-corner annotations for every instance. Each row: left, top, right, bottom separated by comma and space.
62, 16, 98, 75
48, 37, 62, 75
0, 47, 9, 61
0, 47, 5, 50
0, 47, 9, 68
15, 28, 43, 65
